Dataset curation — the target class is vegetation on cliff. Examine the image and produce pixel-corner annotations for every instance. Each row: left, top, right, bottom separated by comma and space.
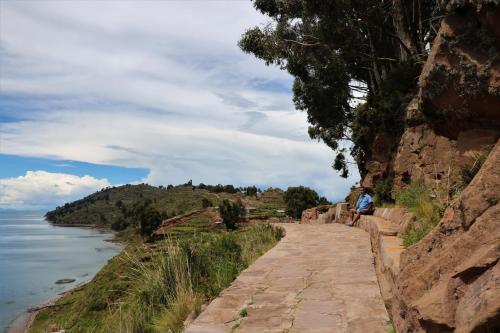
239, 0, 444, 177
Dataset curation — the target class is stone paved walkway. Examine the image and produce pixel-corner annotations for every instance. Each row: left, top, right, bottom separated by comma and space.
185, 224, 389, 333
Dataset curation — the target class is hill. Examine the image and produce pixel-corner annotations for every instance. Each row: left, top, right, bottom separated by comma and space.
44, 184, 286, 231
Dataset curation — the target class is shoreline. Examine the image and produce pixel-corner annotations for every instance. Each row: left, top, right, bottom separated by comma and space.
6, 281, 87, 333
6, 221, 123, 333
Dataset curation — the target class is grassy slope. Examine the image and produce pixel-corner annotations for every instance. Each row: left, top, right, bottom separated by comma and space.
29, 216, 284, 333
45, 184, 285, 228
31, 187, 286, 332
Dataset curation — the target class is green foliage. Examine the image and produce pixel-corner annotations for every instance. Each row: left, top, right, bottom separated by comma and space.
45, 184, 286, 241
318, 196, 331, 206
396, 180, 443, 247
459, 149, 490, 188
196, 183, 239, 194
240, 1, 438, 176
135, 204, 162, 238
245, 185, 258, 196
239, 307, 248, 317
283, 186, 321, 219
387, 319, 396, 333
351, 63, 420, 172
110, 217, 129, 231
201, 198, 213, 208
219, 199, 244, 230
29, 224, 283, 333
373, 176, 394, 205
332, 153, 349, 178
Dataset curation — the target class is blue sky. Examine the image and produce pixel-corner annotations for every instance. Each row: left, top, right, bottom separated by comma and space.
0, 154, 148, 184
0, 1, 359, 210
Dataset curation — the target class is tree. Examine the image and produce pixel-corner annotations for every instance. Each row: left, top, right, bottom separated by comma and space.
111, 217, 129, 231
202, 198, 213, 208
240, 0, 440, 177
245, 186, 258, 197
138, 206, 162, 237
283, 186, 321, 219
219, 199, 244, 230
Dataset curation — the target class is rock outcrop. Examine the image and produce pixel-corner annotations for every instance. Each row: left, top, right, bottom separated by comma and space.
391, 2, 500, 193
300, 205, 334, 224
392, 140, 500, 332
355, 3, 500, 331
357, 1, 500, 193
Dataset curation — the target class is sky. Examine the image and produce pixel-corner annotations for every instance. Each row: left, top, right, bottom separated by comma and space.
0, 1, 359, 210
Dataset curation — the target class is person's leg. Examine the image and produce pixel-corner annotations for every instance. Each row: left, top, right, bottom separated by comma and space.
352, 212, 361, 226
347, 209, 355, 225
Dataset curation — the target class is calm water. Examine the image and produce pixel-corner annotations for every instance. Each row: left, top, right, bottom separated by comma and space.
0, 211, 122, 332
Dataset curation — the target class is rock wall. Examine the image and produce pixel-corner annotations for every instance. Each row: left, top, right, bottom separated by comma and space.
300, 205, 335, 224
362, 2, 500, 191
392, 139, 500, 333
357, 3, 500, 331
389, 2, 500, 192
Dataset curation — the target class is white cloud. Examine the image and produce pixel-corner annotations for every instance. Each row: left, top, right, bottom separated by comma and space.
0, 1, 360, 208
0, 171, 110, 210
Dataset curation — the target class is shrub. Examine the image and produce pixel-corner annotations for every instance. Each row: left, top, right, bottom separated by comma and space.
245, 186, 258, 197
396, 180, 443, 247
219, 199, 243, 230
201, 198, 213, 208
136, 206, 162, 237
373, 176, 394, 205
111, 217, 129, 231
459, 148, 491, 188
283, 186, 320, 219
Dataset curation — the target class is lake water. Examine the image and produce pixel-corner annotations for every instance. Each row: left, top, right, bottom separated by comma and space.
0, 211, 122, 332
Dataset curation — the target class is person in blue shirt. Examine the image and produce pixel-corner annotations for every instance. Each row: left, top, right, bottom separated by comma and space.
347, 187, 373, 226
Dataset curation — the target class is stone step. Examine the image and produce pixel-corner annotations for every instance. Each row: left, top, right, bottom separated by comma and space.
346, 212, 406, 303
358, 215, 399, 236
373, 207, 415, 236
379, 235, 404, 277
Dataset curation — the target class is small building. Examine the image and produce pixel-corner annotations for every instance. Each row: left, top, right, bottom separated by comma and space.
275, 209, 286, 216
245, 206, 257, 215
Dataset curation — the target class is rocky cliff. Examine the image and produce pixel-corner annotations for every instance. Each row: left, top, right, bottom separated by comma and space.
393, 139, 499, 333
362, 1, 500, 193
357, 2, 500, 332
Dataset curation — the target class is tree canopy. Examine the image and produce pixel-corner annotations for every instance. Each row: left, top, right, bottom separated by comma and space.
284, 186, 327, 218
240, 0, 443, 177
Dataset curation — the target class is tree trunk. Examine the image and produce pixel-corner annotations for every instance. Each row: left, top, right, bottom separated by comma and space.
392, 0, 417, 61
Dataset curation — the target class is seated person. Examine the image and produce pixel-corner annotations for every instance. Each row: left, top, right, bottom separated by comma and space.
347, 187, 373, 226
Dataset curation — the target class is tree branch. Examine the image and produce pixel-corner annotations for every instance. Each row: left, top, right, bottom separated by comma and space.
283, 39, 321, 47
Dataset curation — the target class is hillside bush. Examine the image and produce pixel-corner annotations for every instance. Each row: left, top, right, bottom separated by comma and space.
201, 198, 213, 208
459, 148, 491, 188
219, 199, 244, 230
283, 186, 321, 219
373, 176, 394, 205
396, 180, 443, 247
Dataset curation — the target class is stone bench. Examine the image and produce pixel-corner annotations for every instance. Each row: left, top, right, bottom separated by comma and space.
343, 207, 413, 305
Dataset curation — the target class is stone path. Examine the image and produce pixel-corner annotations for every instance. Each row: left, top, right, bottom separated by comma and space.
185, 223, 389, 333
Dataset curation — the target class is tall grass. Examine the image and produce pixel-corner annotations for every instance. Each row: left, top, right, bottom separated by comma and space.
106, 224, 283, 333
459, 149, 491, 188
396, 180, 443, 247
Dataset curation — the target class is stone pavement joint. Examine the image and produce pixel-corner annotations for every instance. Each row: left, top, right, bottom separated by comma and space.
184, 223, 390, 333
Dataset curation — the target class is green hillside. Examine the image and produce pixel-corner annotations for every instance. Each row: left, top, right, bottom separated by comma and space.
45, 184, 286, 230
29, 215, 284, 333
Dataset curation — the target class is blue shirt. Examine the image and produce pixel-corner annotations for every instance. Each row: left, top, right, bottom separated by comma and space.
356, 193, 373, 212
